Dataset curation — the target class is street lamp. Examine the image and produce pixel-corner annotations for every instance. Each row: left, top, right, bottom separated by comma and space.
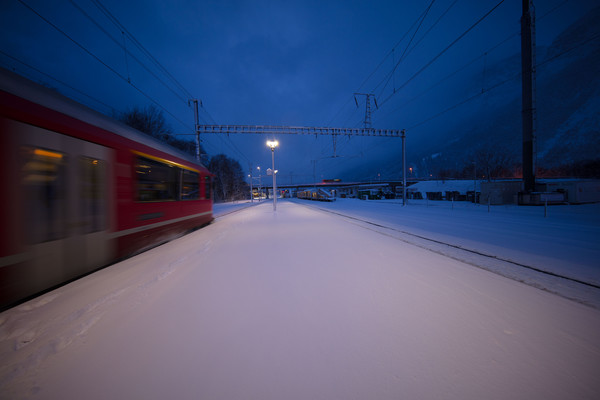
248, 173, 253, 203
257, 166, 262, 201
266, 140, 279, 211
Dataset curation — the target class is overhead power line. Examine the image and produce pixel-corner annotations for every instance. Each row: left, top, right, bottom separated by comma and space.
13, 0, 248, 165
404, 26, 600, 131
327, 2, 436, 128
377, 0, 460, 99
90, 0, 194, 101
379, 0, 590, 130
0, 50, 118, 115
86, 2, 238, 161
373, 0, 436, 98
68, 0, 192, 107
379, 30, 520, 122
89, 0, 224, 127
376, 0, 506, 110
16, 0, 195, 131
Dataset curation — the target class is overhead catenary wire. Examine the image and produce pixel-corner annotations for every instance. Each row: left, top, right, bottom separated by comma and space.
320, 0, 575, 178
378, 30, 520, 122
376, 0, 507, 110
407, 74, 518, 130
0, 49, 119, 116
88, 0, 224, 130
327, 2, 436, 129
79, 0, 248, 163
68, 0, 193, 108
338, 0, 569, 131
404, 27, 600, 131
89, 0, 249, 164
90, 0, 194, 102
373, 0, 436, 98
377, 0, 460, 99
11, 0, 582, 174
16, 0, 195, 132
379, 0, 590, 130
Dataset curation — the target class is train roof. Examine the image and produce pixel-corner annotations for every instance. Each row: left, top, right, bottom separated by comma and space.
0, 67, 207, 171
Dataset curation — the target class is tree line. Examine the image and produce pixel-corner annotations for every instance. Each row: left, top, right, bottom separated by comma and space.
120, 105, 249, 202
426, 146, 599, 181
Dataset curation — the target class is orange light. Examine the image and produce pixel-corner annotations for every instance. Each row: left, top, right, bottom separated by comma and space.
34, 148, 63, 159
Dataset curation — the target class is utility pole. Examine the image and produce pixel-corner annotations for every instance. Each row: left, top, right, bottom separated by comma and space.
267, 140, 279, 212
354, 93, 378, 129
190, 99, 201, 162
521, 0, 536, 193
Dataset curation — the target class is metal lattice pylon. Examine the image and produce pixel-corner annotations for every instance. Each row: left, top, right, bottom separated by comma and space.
354, 93, 378, 129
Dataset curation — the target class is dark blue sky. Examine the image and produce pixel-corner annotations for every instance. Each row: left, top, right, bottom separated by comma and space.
1, 0, 595, 183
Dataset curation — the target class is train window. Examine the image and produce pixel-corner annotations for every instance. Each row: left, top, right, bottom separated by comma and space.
203, 176, 212, 200
135, 156, 178, 202
181, 169, 199, 200
21, 147, 67, 243
80, 157, 106, 233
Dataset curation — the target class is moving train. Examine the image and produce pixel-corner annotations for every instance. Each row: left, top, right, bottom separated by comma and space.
0, 68, 213, 310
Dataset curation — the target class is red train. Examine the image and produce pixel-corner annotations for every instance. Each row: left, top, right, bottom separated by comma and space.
0, 68, 213, 310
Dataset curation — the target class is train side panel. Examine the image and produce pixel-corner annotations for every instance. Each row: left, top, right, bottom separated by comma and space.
0, 116, 115, 306
113, 147, 213, 258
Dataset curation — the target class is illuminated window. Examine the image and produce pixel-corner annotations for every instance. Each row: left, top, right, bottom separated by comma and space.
181, 169, 199, 200
203, 176, 212, 200
135, 156, 178, 202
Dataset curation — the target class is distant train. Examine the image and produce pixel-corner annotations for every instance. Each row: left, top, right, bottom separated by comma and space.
0, 68, 213, 310
296, 188, 336, 202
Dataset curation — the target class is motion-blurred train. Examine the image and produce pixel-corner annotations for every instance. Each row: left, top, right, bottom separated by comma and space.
0, 68, 213, 310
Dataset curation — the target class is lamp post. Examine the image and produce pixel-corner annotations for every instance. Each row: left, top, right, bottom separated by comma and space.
266, 140, 279, 211
257, 166, 262, 201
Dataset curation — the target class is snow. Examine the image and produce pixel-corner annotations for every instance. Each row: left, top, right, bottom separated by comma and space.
1, 199, 600, 399
308, 198, 600, 286
405, 179, 480, 195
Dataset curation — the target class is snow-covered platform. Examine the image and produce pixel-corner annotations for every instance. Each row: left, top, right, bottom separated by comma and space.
1, 200, 599, 399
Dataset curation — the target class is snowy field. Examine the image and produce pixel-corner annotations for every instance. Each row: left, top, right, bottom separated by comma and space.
1, 199, 599, 399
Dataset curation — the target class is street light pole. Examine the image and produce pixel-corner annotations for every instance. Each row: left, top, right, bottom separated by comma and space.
272, 148, 277, 211
266, 140, 279, 211
257, 166, 262, 201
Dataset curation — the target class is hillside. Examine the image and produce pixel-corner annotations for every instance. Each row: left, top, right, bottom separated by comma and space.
366, 6, 600, 179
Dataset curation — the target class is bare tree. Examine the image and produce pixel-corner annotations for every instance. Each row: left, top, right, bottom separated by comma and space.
120, 104, 203, 158
474, 145, 516, 181
208, 154, 249, 202
121, 104, 170, 140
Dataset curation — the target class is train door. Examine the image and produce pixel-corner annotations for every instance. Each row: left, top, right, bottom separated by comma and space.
14, 119, 114, 290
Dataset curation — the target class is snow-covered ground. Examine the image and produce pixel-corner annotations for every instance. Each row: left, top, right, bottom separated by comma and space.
293, 198, 600, 306
1, 199, 599, 399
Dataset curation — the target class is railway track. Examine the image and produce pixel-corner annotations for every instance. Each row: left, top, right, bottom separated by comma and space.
296, 200, 600, 309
